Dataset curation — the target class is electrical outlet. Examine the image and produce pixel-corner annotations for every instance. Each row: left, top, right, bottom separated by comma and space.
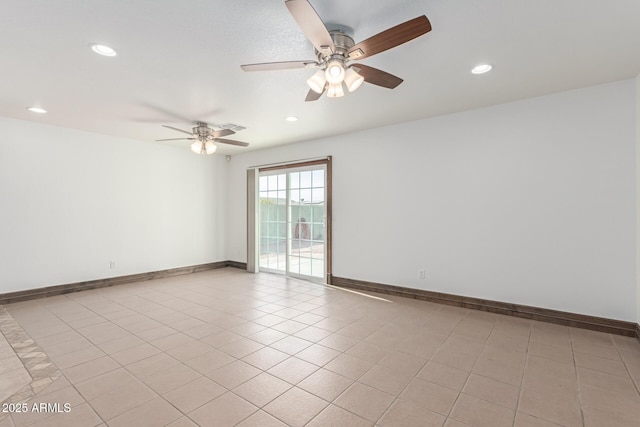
419, 270, 426, 279
109, 261, 116, 269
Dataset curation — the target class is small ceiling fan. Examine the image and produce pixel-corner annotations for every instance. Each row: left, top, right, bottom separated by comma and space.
156, 122, 249, 155
241, 0, 432, 101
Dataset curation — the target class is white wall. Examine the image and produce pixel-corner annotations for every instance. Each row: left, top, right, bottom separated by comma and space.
226, 79, 637, 321
0, 117, 227, 293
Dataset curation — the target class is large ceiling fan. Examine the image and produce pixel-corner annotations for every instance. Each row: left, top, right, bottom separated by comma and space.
156, 122, 249, 155
241, 0, 432, 101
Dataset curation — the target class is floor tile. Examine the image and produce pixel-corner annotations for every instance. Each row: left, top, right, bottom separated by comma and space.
334, 382, 394, 422
267, 356, 319, 385
62, 356, 119, 384
513, 411, 564, 426
166, 340, 213, 362
378, 398, 446, 427
298, 368, 355, 401
183, 348, 236, 374
270, 335, 313, 355
295, 344, 341, 367
247, 328, 288, 345
518, 388, 582, 427
26, 402, 102, 427
400, 377, 458, 415
188, 392, 257, 427
307, 404, 373, 427
2, 269, 640, 427
125, 352, 181, 378
325, 353, 374, 380
462, 373, 520, 409
417, 361, 469, 391
235, 410, 288, 427
358, 364, 414, 396
450, 394, 515, 427
89, 379, 157, 421
110, 343, 160, 366
219, 337, 264, 358
263, 387, 328, 427
163, 377, 226, 413
141, 363, 201, 394
242, 346, 289, 370
577, 366, 638, 396
207, 360, 262, 389
107, 397, 182, 427
233, 372, 292, 407
75, 368, 140, 401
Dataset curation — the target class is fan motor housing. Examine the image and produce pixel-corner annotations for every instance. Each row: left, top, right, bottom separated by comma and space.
315, 30, 355, 62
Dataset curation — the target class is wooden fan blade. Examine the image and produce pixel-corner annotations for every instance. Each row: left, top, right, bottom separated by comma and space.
241, 60, 317, 72
215, 138, 250, 147
305, 86, 324, 102
161, 125, 194, 136
347, 15, 431, 60
352, 64, 403, 89
155, 138, 195, 142
285, 0, 335, 54
211, 129, 235, 138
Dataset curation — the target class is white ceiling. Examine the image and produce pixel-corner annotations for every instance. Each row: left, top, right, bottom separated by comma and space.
1, 0, 639, 154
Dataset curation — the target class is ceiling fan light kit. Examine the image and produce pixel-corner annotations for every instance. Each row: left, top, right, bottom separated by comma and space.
240, 0, 432, 101
326, 82, 345, 98
157, 122, 249, 155
325, 58, 346, 84
158, 0, 432, 154
306, 69, 327, 93
344, 67, 364, 92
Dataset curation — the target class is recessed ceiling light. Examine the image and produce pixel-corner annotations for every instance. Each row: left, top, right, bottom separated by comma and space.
27, 107, 47, 114
471, 64, 492, 74
89, 43, 117, 57
285, 116, 299, 122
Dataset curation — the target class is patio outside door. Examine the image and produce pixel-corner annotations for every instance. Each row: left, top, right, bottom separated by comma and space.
258, 164, 327, 282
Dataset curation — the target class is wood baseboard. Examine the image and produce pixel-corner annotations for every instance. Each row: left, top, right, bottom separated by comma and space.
332, 276, 637, 337
226, 260, 248, 270
636, 323, 640, 343
0, 261, 246, 305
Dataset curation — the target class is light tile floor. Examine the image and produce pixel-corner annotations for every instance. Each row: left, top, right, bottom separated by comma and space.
0, 268, 639, 426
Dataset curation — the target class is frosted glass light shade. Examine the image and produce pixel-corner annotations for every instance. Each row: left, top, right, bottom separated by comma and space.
325, 59, 345, 84
205, 141, 217, 154
326, 82, 344, 98
344, 68, 364, 92
190, 141, 203, 154
306, 69, 326, 94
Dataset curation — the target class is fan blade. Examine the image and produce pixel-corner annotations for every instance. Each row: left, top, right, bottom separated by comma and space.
161, 125, 194, 136
305, 86, 324, 102
211, 129, 235, 138
347, 15, 431, 60
155, 138, 196, 142
215, 138, 250, 147
241, 60, 317, 72
285, 0, 335, 54
351, 64, 403, 89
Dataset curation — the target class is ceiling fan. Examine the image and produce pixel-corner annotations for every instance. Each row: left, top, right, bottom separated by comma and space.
156, 122, 249, 155
241, 0, 432, 101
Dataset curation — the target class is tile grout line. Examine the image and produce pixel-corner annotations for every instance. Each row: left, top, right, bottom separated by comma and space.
569, 328, 587, 427
610, 335, 640, 397
512, 321, 533, 427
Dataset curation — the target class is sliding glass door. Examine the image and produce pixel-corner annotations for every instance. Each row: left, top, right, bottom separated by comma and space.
258, 164, 327, 282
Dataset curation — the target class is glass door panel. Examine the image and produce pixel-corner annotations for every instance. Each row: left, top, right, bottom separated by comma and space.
259, 166, 326, 282
288, 168, 325, 280
258, 173, 286, 273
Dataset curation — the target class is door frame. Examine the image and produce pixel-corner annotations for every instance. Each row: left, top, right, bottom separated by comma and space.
247, 157, 332, 284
